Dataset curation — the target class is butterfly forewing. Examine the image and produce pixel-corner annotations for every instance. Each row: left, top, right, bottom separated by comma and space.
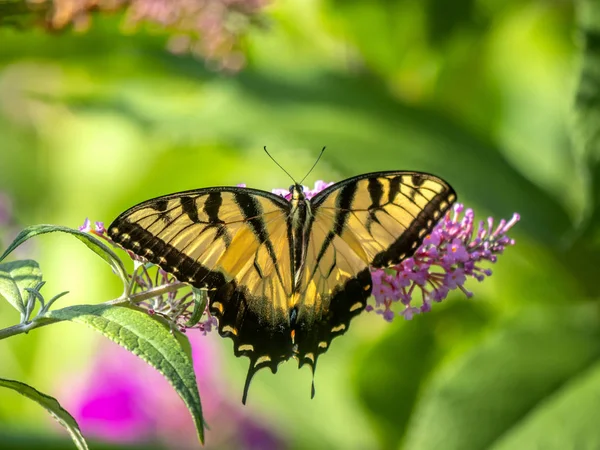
312, 171, 456, 267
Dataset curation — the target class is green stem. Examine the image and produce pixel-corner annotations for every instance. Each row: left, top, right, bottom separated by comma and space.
106, 281, 187, 306
0, 281, 187, 341
0, 318, 59, 340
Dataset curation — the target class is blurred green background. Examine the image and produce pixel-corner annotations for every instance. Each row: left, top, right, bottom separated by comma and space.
1, 0, 600, 449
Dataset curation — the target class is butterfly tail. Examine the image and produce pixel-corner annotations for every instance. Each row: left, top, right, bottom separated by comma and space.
242, 364, 257, 405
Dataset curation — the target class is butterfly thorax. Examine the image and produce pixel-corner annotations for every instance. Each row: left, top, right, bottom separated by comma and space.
289, 184, 312, 288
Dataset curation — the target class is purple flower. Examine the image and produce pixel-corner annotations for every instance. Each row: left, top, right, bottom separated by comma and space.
95, 221, 106, 234
368, 205, 519, 320
79, 218, 92, 233
444, 268, 466, 290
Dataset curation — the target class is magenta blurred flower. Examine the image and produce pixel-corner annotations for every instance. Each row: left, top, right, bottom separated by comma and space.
60, 334, 285, 449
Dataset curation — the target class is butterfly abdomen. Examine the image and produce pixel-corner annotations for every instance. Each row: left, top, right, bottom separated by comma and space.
289, 186, 312, 286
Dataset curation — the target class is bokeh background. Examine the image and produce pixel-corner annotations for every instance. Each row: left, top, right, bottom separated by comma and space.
1, 0, 600, 449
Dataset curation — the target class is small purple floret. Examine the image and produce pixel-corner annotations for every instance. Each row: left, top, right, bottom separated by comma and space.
79, 218, 92, 233
95, 221, 106, 234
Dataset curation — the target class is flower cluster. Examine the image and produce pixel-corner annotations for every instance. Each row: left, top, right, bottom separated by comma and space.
368, 205, 519, 321
30, 0, 269, 70
79, 218, 105, 235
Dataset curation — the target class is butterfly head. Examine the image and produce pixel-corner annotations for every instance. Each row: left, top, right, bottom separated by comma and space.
290, 184, 306, 201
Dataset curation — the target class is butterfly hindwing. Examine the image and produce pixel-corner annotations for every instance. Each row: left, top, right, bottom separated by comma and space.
293, 171, 456, 377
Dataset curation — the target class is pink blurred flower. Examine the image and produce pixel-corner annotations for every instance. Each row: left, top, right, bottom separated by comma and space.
59, 333, 285, 448
32, 0, 270, 71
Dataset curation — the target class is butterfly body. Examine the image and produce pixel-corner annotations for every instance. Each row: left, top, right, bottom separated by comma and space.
108, 171, 456, 403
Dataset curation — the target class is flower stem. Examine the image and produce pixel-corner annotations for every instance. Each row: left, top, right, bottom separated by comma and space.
0, 318, 60, 341
0, 282, 188, 341
106, 281, 188, 306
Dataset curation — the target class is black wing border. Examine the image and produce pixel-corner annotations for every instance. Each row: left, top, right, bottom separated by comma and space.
310, 170, 456, 208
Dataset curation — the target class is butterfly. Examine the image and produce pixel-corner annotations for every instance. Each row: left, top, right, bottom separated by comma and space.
107, 153, 456, 404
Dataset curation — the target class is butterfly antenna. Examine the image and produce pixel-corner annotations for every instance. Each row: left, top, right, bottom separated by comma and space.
299, 146, 326, 185
264, 146, 296, 184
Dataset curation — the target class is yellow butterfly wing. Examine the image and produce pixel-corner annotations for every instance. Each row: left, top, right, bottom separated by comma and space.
107, 188, 296, 397
293, 172, 456, 381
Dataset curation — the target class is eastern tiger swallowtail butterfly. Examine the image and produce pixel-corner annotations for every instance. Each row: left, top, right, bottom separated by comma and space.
108, 156, 456, 404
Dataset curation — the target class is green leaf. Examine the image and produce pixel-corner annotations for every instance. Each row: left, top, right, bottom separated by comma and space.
0, 225, 128, 291
186, 288, 206, 327
491, 360, 600, 449
573, 0, 600, 164
0, 259, 42, 316
0, 377, 88, 450
44, 304, 204, 443
402, 305, 600, 450
353, 300, 489, 449
568, 0, 600, 296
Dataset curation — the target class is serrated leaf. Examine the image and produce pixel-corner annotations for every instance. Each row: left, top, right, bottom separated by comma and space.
0, 225, 128, 291
403, 305, 600, 450
44, 304, 204, 443
0, 378, 88, 450
0, 259, 42, 316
